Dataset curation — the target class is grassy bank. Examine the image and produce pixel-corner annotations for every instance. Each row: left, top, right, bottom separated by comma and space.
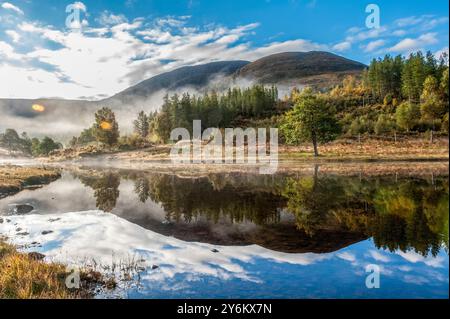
45, 136, 448, 163
0, 166, 61, 198
280, 137, 449, 161
0, 238, 118, 299
0, 166, 80, 299
0, 239, 78, 298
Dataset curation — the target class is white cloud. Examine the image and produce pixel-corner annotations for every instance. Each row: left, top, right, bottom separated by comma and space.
345, 27, 387, 44
332, 41, 351, 52
341, 13, 448, 58
364, 39, 385, 52
156, 15, 191, 28
336, 251, 356, 263
397, 250, 445, 268
240, 38, 325, 61
435, 46, 449, 62
96, 11, 128, 26
0, 40, 22, 59
346, 27, 362, 34
395, 15, 448, 31
5, 29, 20, 43
0, 211, 332, 287
2, 8, 446, 100
392, 29, 406, 37
1, 2, 23, 15
71, 1, 87, 12
369, 250, 390, 263
395, 16, 425, 27
0, 9, 330, 100
388, 32, 438, 53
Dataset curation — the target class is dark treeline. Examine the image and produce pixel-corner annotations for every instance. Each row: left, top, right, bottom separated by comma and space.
318, 51, 449, 137
132, 50, 448, 150
364, 51, 448, 103
70, 169, 449, 257
0, 129, 62, 157
59, 50, 450, 157
152, 85, 279, 142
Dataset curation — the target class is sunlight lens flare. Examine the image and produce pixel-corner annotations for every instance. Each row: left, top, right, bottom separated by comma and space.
32, 104, 45, 112
100, 121, 113, 130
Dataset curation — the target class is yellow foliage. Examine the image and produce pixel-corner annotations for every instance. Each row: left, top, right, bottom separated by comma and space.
0, 241, 75, 299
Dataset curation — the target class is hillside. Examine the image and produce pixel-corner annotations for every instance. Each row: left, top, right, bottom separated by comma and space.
0, 51, 368, 139
105, 60, 250, 105
235, 51, 367, 88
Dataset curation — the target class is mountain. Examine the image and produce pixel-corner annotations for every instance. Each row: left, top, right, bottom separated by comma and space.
105, 60, 250, 105
235, 51, 367, 88
0, 51, 366, 139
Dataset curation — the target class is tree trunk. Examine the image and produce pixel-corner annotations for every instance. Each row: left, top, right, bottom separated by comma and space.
312, 134, 319, 157
313, 164, 319, 184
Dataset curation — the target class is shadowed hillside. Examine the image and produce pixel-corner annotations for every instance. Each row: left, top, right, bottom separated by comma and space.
235, 51, 367, 89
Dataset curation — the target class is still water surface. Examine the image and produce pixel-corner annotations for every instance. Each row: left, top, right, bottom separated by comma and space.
0, 166, 448, 298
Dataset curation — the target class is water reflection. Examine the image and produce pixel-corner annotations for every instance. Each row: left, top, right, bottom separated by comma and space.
0, 166, 448, 298
78, 172, 121, 213
3, 167, 444, 257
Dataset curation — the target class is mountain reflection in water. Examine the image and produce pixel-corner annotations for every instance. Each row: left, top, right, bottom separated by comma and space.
2, 167, 446, 258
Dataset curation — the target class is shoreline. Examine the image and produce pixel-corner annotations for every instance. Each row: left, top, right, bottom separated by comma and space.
0, 166, 61, 199
39, 159, 449, 178
40, 137, 449, 165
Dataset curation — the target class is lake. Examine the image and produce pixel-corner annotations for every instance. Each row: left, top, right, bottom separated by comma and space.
0, 165, 448, 299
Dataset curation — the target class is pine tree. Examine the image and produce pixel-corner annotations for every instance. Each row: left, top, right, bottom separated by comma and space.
93, 107, 120, 146
133, 111, 150, 138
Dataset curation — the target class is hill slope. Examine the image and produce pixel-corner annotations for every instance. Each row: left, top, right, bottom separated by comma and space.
235, 51, 367, 88
0, 51, 367, 139
106, 60, 250, 104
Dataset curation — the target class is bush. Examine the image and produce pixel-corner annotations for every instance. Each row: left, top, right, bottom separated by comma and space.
375, 115, 396, 135
118, 134, 151, 150
383, 94, 393, 106
396, 102, 420, 132
442, 113, 449, 134
347, 116, 374, 135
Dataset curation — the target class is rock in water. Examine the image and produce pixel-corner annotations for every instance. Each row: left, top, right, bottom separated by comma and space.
14, 204, 34, 215
28, 252, 46, 260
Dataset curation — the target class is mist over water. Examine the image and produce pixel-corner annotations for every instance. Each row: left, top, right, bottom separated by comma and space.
0, 72, 301, 143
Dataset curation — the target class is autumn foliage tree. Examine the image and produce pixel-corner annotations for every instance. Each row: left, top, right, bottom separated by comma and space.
281, 88, 341, 156
133, 111, 150, 138
93, 107, 119, 147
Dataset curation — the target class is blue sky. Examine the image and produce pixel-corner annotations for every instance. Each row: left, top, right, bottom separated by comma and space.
0, 0, 448, 99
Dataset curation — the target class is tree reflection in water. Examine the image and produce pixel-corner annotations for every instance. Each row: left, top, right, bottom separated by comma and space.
72, 168, 449, 257
78, 172, 121, 212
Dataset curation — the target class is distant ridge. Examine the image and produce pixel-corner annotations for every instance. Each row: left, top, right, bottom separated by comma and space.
106, 60, 250, 104
107, 51, 367, 104
0, 51, 367, 138
235, 51, 367, 87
